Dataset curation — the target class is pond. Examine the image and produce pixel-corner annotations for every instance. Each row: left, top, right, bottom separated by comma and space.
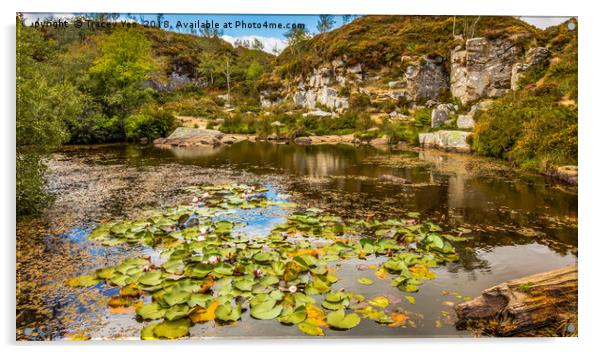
16, 142, 578, 340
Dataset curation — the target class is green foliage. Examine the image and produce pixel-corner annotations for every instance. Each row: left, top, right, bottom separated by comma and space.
473, 87, 577, 170
89, 28, 156, 120
16, 154, 53, 216
381, 121, 419, 145
274, 16, 537, 79
473, 21, 577, 172
413, 108, 432, 130
16, 18, 84, 215
125, 106, 178, 141
220, 113, 257, 134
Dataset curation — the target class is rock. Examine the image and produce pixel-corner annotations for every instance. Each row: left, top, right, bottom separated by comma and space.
294, 136, 312, 144
525, 47, 550, 66
388, 81, 403, 88
369, 137, 389, 146
154, 127, 224, 148
457, 114, 475, 129
511, 47, 551, 90
405, 56, 448, 102
347, 63, 363, 74
451, 37, 524, 104
303, 110, 332, 117
511, 63, 530, 90
220, 135, 238, 144
378, 174, 412, 184
425, 100, 439, 108
431, 104, 453, 128
549, 165, 578, 185
419, 130, 472, 152
139, 137, 149, 144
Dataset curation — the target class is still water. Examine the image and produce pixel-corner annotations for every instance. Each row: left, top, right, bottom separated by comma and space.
16, 142, 577, 340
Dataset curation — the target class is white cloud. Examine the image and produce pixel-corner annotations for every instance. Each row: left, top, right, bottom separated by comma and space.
519, 16, 573, 29
222, 35, 287, 54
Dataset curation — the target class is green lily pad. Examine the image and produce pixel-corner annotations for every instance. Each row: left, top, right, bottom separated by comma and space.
164, 290, 192, 307
326, 309, 361, 330
164, 304, 190, 321
138, 270, 162, 286
67, 274, 100, 287
250, 300, 283, 320
136, 302, 166, 320
357, 277, 374, 285
140, 323, 159, 340
215, 303, 242, 322
152, 319, 191, 339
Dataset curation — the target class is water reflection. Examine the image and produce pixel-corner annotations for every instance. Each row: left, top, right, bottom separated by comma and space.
17, 142, 577, 340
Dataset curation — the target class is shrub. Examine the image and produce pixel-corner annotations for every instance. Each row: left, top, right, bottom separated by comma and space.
220, 113, 257, 134
472, 91, 577, 171
381, 121, 418, 145
125, 106, 178, 141
413, 108, 432, 130
16, 153, 53, 216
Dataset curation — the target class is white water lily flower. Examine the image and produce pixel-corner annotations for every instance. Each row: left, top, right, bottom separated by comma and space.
208, 255, 220, 264
262, 245, 270, 252
201, 192, 210, 199
192, 196, 199, 203
197, 235, 206, 241
288, 285, 298, 293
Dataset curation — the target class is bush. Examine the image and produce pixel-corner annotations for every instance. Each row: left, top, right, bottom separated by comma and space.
16, 153, 53, 216
220, 113, 257, 134
413, 108, 432, 130
125, 107, 178, 141
472, 90, 577, 171
381, 121, 419, 145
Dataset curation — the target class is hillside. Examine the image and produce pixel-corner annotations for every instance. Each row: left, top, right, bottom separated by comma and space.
251, 15, 577, 173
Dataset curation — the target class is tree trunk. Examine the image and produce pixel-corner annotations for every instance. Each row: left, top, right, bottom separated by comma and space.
455, 265, 577, 336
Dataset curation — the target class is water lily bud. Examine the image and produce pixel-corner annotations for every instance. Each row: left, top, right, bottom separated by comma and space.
143, 265, 150, 272
288, 285, 298, 293
201, 192, 210, 199
253, 269, 263, 277
262, 245, 270, 252
208, 255, 220, 264
197, 235, 206, 241
192, 196, 199, 203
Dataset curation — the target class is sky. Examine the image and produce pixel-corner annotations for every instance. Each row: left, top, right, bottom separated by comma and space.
22, 13, 573, 54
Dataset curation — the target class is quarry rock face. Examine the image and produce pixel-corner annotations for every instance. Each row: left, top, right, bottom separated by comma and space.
451, 37, 524, 104
405, 55, 449, 102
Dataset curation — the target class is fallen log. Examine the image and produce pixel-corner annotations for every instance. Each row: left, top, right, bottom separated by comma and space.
455, 265, 577, 336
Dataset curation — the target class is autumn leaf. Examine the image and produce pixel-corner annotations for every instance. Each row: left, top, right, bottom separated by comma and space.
189, 300, 219, 323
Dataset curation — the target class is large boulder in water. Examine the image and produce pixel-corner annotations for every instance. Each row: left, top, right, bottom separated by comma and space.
154, 127, 225, 147
419, 130, 472, 153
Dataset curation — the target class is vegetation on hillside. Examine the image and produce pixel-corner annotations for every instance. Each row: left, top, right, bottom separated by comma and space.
16, 14, 273, 215
270, 16, 539, 80
473, 20, 578, 172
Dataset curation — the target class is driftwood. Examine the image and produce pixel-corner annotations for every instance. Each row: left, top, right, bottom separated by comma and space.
455, 265, 577, 336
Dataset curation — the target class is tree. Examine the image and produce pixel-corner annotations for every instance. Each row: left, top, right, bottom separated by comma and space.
88, 28, 156, 135
16, 18, 84, 215
285, 26, 310, 48
251, 38, 264, 51
317, 15, 335, 33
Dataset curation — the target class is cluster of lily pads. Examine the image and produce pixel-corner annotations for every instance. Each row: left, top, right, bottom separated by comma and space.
68, 184, 465, 339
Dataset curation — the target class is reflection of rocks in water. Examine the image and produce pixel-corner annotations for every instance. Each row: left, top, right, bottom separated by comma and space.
167, 146, 226, 160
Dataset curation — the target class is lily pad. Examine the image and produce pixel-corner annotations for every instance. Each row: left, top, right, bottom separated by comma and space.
152, 319, 191, 339
357, 277, 374, 285
326, 309, 361, 330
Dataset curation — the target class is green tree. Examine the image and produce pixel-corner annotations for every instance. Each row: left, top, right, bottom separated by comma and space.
88, 28, 156, 137
16, 18, 84, 215
317, 15, 335, 33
